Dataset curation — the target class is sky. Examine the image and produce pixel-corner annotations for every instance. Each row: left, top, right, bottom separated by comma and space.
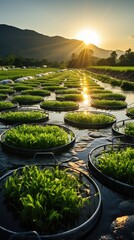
0, 0, 134, 51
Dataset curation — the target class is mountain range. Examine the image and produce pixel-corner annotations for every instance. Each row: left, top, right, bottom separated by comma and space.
0, 24, 124, 61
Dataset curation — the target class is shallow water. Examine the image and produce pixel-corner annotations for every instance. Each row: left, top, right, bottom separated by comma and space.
0, 81, 133, 240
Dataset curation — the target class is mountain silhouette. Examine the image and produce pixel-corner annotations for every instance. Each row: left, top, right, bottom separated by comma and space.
0, 24, 124, 61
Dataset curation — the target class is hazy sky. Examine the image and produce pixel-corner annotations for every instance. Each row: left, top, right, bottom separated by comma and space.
0, 0, 134, 51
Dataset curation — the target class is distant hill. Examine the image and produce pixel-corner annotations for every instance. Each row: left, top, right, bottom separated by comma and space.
0, 24, 124, 61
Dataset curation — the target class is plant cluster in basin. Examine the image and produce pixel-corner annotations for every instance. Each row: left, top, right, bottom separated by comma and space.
91, 99, 127, 110
40, 100, 79, 109
97, 147, 134, 185
55, 89, 81, 94
124, 122, 134, 136
64, 112, 115, 124
0, 111, 48, 123
13, 84, 34, 91
0, 101, 16, 111
121, 81, 134, 91
3, 124, 73, 149
126, 107, 134, 117
88, 89, 112, 94
0, 89, 15, 94
0, 93, 8, 100
91, 93, 126, 101
56, 94, 84, 102
64, 83, 81, 88
4, 165, 90, 234
22, 89, 51, 96
12, 95, 43, 105
43, 86, 65, 91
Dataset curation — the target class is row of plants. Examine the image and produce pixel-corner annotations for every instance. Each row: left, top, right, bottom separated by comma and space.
0, 67, 58, 81
88, 71, 134, 90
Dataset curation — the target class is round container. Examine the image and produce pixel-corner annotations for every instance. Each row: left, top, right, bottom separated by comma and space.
0, 109, 49, 125
126, 107, 134, 119
112, 119, 134, 143
64, 111, 116, 129
88, 143, 134, 197
0, 103, 18, 112
0, 123, 76, 156
0, 165, 102, 240
40, 102, 79, 112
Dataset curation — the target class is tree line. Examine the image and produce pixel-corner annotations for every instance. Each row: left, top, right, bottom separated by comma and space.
97, 48, 134, 66
67, 48, 134, 68
0, 55, 63, 68
1, 48, 134, 69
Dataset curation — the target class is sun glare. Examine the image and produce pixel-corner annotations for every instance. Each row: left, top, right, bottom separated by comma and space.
76, 29, 100, 46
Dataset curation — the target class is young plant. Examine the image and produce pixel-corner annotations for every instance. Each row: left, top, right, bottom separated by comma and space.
55, 89, 81, 94
97, 147, 134, 185
0, 89, 15, 94
3, 124, 73, 149
43, 86, 65, 91
91, 99, 127, 110
126, 107, 134, 118
12, 95, 43, 105
56, 94, 84, 102
0, 111, 48, 124
124, 122, 134, 136
0, 101, 16, 111
0, 93, 8, 100
22, 89, 51, 96
13, 84, 34, 91
91, 93, 126, 101
121, 81, 134, 91
64, 112, 115, 124
4, 166, 90, 233
40, 100, 79, 111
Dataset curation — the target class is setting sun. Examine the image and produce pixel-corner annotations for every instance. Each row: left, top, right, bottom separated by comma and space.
76, 29, 100, 46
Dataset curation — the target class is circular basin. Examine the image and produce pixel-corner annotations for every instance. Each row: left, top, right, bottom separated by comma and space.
0, 165, 102, 240
0, 124, 76, 156
88, 143, 134, 197
64, 111, 116, 129
112, 119, 134, 142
